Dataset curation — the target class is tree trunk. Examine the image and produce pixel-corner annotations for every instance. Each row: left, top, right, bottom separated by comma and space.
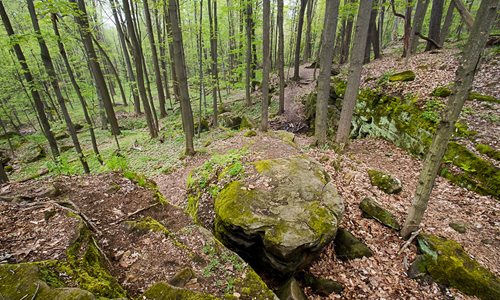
208, 0, 219, 126
51, 14, 102, 164
164, 0, 179, 102
315, 0, 340, 145
364, 0, 380, 64
245, 0, 253, 106
110, 0, 141, 113
72, 0, 121, 137
27, 0, 89, 173
155, 4, 172, 109
401, 0, 499, 238
0, 161, 8, 184
0, 1, 60, 160
378, 0, 386, 48
453, 0, 474, 30
167, 0, 195, 155
304, 0, 315, 61
426, 0, 445, 51
196, 0, 205, 136
122, 0, 158, 138
409, 0, 431, 54
277, 0, 285, 114
440, 0, 455, 45
335, 0, 373, 145
261, 0, 271, 132
402, 0, 412, 57
144, 0, 167, 118
292, 0, 309, 80
340, 0, 356, 64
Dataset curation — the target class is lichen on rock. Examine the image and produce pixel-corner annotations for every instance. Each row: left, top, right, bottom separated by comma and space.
388, 70, 416, 82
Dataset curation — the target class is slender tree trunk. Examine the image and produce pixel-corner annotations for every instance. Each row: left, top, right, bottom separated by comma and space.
144, 0, 167, 118
409, 0, 431, 54
440, 0, 456, 45
277, 0, 285, 114
227, 0, 237, 83
0, 161, 8, 183
261, 0, 271, 132
27, 0, 89, 173
122, 0, 157, 138
0, 1, 59, 160
196, 0, 205, 136
426, 0, 445, 51
155, 5, 172, 109
51, 14, 102, 164
110, 0, 141, 113
72, 0, 121, 137
379, 0, 386, 48
245, 0, 252, 106
335, 0, 373, 145
364, 0, 380, 64
167, 0, 195, 155
402, 0, 412, 57
304, 0, 315, 61
315, 0, 340, 145
164, 0, 180, 101
401, 0, 499, 238
340, 0, 356, 64
453, 0, 474, 31
292, 0, 309, 80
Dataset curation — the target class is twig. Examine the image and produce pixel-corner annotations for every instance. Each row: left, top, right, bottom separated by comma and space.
30, 283, 40, 300
51, 200, 102, 236
397, 228, 422, 255
109, 202, 160, 226
91, 237, 112, 267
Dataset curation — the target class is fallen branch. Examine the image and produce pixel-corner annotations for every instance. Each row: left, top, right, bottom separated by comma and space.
52, 200, 102, 236
30, 282, 40, 300
397, 228, 422, 255
390, 0, 406, 19
415, 32, 442, 49
109, 202, 160, 226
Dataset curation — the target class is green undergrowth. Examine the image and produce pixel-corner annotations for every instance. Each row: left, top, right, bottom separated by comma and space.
186, 149, 247, 222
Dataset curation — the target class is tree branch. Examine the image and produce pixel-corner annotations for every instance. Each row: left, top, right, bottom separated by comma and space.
415, 32, 442, 49
390, 0, 406, 19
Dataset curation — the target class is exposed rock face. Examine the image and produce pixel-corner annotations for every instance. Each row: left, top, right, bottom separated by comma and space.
367, 169, 402, 194
219, 112, 242, 129
412, 234, 500, 300
333, 228, 373, 260
359, 197, 401, 230
214, 156, 343, 275
277, 278, 308, 300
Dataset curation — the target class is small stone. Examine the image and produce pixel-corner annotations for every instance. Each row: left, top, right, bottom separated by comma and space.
449, 222, 467, 233
367, 169, 402, 194
333, 228, 373, 260
359, 198, 401, 230
168, 267, 195, 288
388, 70, 416, 82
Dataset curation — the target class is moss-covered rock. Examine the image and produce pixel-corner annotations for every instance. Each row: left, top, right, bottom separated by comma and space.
244, 129, 257, 137
359, 197, 401, 230
240, 115, 257, 129
476, 144, 500, 161
215, 156, 343, 275
413, 234, 500, 300
195, 117, 210, 133
388, 71, 416, 82
431, 86, 453, 97
268, 130, 296, 147
219, 112, 242, 129
142, 282, 217, 300
0, 263, 97, 300
168, 267, 195, 288
449, 221, 467, 233
19, 142, 46, 163
468, 91, 500, 103
367, 169, 402, 194
333, 228, 373, 260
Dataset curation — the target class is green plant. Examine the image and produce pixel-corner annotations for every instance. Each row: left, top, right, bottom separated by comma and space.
422, 99, 445, 123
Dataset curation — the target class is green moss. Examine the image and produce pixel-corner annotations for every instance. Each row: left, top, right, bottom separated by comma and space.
233, 269, 277, 299
215, 181, 255, 223
388, 70, 416, 82
307, 202, 337, 244
244, 129, 257, 137
142, 282, 218, 300
416, 234, 500, 300
455, 122, 477, 138
468, 92, 500, 103
442, 142, 500, 198
126, 216, 171, 235
240, 115, 256, 129
476, 144, 500, 161
253, 159, 274, 173
431, 86, 453, 97
359, 198, 400, 230
367, 169, 402, 194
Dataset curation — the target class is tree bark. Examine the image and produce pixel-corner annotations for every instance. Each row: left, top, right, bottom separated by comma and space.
0, 1, 60, 160
144, 0, 167, 118
277, 0, 285, 114
72, 0, 121, 137
364, 0, 380, 63
261, 0, 271, 132
304, 0, 316, 61
401, 0, 499, 238
292, 0, 309, 80
167, 0, 195, 155
27, 0, 89, 173
335, 0, 373, 145
315, 0, 340, 145
340, 0, 356, 64
122, 0, 158, 138
453, 0, 474, 30
245, 0, 253, 106
426, 0, 445, 51
208, 0, 219, 126
409, 0, 431, 54
440, 0, 456, 45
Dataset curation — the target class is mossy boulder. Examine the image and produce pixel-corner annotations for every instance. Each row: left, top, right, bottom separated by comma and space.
367, 169, 402, 194
19, 142, 46, 163
214, 156, 343, 275
219, 112, 242, 129
333, 228, 373, 260
268, 130, 296, 147
431, 86, 453, 97
244, 129, 257, 137
476, 144, 500, 161
142, 282, 217, 300
0, 263, 97, 300
468, 91, 500, 103
388, 71, 416, 82
240, 115, 257, 129
359, 197, 401, 230
194, 117, 210, 133
412, 234, 500, 300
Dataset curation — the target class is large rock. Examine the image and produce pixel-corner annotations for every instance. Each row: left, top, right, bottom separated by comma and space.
388, 70, 415, 82
214, 156, 343, 275
219, 112, 242, 129
412, 234, 500, 300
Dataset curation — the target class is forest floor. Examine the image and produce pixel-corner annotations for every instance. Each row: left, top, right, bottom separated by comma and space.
1, 48, 499, 299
